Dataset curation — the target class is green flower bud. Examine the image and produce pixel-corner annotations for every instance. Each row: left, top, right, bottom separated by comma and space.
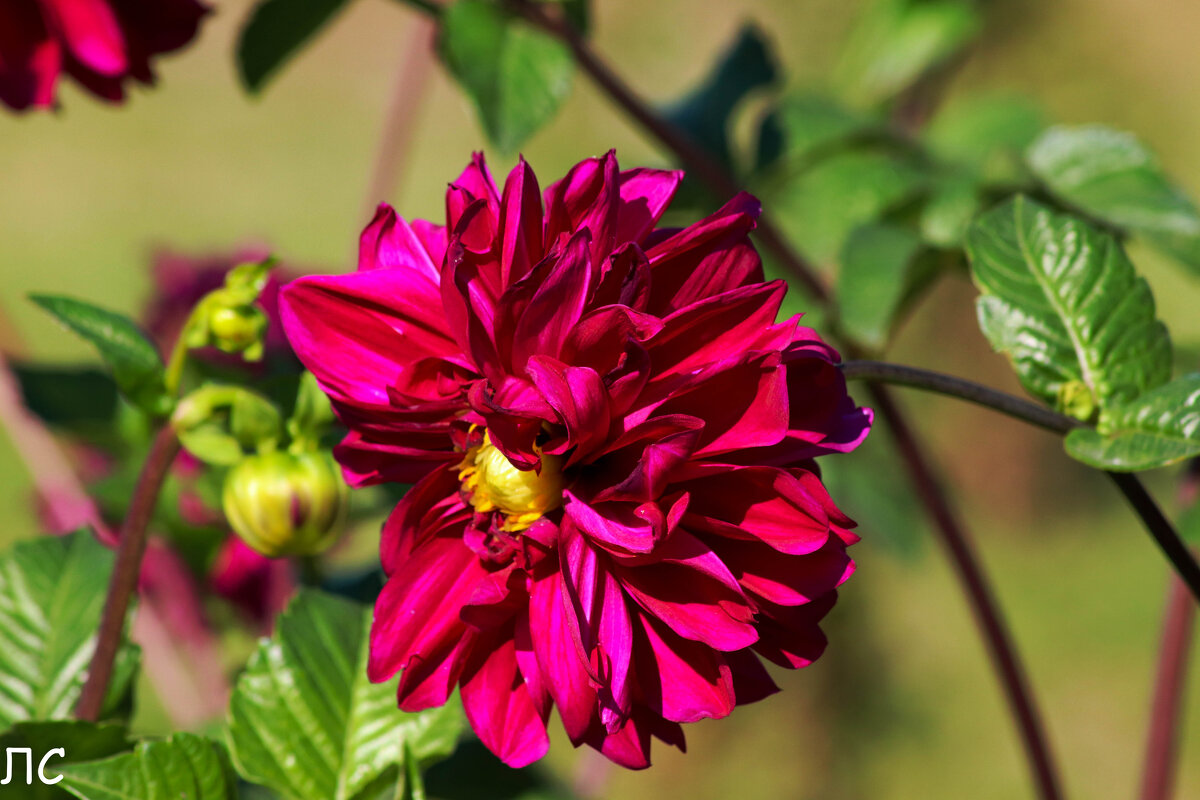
207, 303, 268, 357
1057, 379, 1097, 423
223, 450, 348, 558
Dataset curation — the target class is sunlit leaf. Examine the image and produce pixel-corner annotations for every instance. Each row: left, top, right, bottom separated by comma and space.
1028, 125, 1200, 274
769, 149, 927, 264
226, 590, 464, 800
1064, 375, 1200, 471
61, 734, 236, 800
0, 532, 139, 727
439, 0, 574, 152
30, 295, 170, 417
834, 0, 981, 106
965, 195, 1171, 417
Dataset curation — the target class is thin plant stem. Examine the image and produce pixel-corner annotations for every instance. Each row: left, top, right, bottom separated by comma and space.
498, 5, 1063, 795
361, 13, 438, 224
865, 384, 1064, 799
76, 426, 181, 721
1139, 463, 1199, 800
841, 360, 1200, 604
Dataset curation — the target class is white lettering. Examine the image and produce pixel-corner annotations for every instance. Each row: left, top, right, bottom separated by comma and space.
1, 747, 32, 785
38, 748, 65, 785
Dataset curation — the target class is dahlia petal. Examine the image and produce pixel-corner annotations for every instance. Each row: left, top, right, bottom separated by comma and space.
636, 615, 735, 724
447, 152, 501, 232
369, 535, 484, 691
562, 302, 663, 378
513, 613, 552, 719
498, 158, 544, 286
0, 4, 60, 110
753, 594, 836, 670
676, 465, 833, 555
724, 649, 780, 705
443, 203, 504, 379
645, 192, 763, 313
526, 356, 610, 464
560, 525, 634, 729
529, 570, 597, 743
460, 629, 551, 768
543, 151, 619, 262
615, 168, 684, 244
40, 0, 126, 75
617, 531, 757, 652
564, 491, 660, 554
357, 204, 440, 282
279, 270, 455, 406
512, 231, 595, 368
591, 415, 703, 502
719, 536, 854, 607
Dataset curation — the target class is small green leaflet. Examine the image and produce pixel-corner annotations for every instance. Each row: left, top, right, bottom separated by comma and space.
226, 590, 464, 800
30, 295, 170, 417
60, 734, 236, 800
1028, 124, 1200, 275
238, 0, 356, 94
439, 0, 574, 152
0, 532, 139, 727
837, 223, 928, 352
1064, 375, 1200, 471
965, 195, 1171, 418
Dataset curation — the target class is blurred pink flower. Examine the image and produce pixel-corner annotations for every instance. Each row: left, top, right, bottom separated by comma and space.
280, 151, 873, 769
209, 536, 295, 633
0, 0, 209, 111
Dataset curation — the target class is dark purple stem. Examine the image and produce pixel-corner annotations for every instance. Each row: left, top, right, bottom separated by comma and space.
76, 427, 181, 721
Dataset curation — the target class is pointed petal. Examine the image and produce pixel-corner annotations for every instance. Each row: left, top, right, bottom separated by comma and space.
461, 629, 550, 768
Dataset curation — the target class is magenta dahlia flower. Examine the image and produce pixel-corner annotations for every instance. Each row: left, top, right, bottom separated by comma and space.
0, 0, 208, 111
279, 152, 872, 768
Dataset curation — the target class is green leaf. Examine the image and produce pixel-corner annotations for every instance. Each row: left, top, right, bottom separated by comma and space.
662, 25, 777, 167
925, 94, 1043, 183
0, 532, 139, 727
61, 734, 237, 800
965, 195, 1172, 416
30, 295, 170, 417
439, 0, 574, 152
1027, 125, 1200, 274
174, 385, 284, 466
237, 0, 356, 93
834, 0, 981, 106
0, 721, 132, 800
837, 223, 927, 351
226, 591, 464, 800
918, 173, 980, 247
755, 93, 879, 171
1064, 375, 1200, 471
12, 364, 119, 437
768, 149, 927, 264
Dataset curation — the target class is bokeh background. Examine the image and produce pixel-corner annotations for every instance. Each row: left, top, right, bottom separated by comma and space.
2, 0, 1199, 798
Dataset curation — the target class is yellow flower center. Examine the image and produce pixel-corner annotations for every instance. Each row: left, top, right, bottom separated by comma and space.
458, 430, 564, 532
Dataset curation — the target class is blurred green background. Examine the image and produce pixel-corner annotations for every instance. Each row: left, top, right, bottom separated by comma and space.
2, 0, 1199, 798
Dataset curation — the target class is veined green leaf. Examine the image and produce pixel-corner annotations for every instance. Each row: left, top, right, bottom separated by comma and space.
226, 591, 464, 800
0, 532, 139, 727
1064, 375, 1200, 471
0, 721, 132, 800
238, 0, 356, 94
439, 0, 574, 152
965, 195, 1171, 417
61, 734, 236, 800
834, 0, 981, 106
30, 295, 169, 417
1028, 125, 1200, 274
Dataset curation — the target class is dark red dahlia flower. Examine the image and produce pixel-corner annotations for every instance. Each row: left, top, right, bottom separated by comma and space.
0, 0, 208, 111
279, 152, 872, 768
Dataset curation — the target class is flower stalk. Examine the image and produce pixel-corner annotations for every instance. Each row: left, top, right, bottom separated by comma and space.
76, 425, 181, 721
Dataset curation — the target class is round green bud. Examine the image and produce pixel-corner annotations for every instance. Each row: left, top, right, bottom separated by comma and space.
207, 302, 268, 357
222, 450, 349, 558
1057, 379, 1098, 423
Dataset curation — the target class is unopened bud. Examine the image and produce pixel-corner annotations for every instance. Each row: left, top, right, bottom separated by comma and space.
207, 304, 268, 356
223, 450, 348, 558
